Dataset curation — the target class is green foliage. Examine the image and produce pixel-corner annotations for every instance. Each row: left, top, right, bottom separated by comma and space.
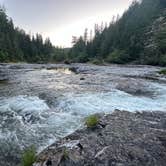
1, 0, 166, 65
159, 55, 166, 66
156, 28, 166, 56
62, 148, 69, 160
90, 58, 103, 65
106, 49, 130, 64
158, 69, 166, 75
69, 37, 88, 63
21, 146, 37, 166
0, 6, 63, 63
75, 52, 89, 63
85, 115, 99, 128
52, 47, 67, 62
0, 51, 9, 62
70, 0, 165, 66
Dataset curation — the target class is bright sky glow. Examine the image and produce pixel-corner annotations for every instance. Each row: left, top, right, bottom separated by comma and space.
0, 0, 133, 47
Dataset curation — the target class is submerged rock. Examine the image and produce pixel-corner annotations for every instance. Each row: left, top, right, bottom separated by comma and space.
116, 80, 155, 97
34, 110, 166, 166
80, 77, 85, 81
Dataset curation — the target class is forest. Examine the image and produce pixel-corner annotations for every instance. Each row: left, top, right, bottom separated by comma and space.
0, 7, 66, 63
70, 0, 166, 66
0, 0, 166, 65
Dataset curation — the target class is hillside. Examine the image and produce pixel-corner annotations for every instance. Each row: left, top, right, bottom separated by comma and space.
0, 7, 67, 63
0, 0, 166, 65
70, 0, 166, 66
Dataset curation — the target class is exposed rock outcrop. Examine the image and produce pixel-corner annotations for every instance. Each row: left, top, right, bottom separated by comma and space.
142, 9, 166, 65
34, 110, 166, 166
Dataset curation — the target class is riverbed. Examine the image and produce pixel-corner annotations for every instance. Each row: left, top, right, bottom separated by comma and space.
0, 63, 166, 165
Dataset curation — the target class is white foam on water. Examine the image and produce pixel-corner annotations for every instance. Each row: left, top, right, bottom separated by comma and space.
0, 95, 49, 114
44, 68, 73, 75
0, 95, 82, 152
0, 81, 166, 161
57, 83, 166, 116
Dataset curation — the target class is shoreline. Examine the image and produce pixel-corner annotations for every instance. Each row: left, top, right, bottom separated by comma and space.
34, 110, 166, 166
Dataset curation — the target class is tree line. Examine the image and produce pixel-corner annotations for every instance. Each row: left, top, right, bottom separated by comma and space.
0, 0, 166, 66
69, 0, 166, 66
0, 7, 67, 63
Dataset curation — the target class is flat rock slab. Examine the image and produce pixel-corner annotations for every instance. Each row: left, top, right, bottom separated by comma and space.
34, 110, 166, 166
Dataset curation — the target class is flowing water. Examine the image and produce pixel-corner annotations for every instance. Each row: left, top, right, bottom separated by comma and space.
0, 63, 166, 165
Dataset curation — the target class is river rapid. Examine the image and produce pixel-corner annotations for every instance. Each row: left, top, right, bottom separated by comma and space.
0, 63, 166, 165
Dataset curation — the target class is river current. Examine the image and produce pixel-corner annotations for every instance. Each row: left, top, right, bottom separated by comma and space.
0, 63, 166, 165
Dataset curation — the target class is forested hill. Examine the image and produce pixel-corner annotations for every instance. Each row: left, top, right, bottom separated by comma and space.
70, 0, 166, 66
0, 7, 66, 63
1, 0, 166, 65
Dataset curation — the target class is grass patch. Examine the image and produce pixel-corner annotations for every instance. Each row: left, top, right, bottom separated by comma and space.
63, 148, 69, 160
158, 69, 166, 75
85, 115, 99, 128
21, 146, 37, 166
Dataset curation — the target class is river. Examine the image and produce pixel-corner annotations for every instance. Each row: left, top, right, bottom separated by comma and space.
0, 63, 166, 166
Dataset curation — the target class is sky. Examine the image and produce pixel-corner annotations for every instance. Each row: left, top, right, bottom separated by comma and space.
0, 0, 133, 47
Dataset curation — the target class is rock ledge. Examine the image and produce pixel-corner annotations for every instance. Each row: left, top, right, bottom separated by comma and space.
34, 110, 166, 166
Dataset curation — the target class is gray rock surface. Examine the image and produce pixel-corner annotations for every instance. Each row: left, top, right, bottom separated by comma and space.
34, 110, 166, 166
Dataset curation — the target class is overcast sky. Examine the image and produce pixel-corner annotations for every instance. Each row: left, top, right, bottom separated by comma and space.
0, 0, 132, 47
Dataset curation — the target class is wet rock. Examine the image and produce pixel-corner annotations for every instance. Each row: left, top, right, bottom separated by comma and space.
116, 80, 154, 97
34, 110, 166, 166
46, 158, 52, 166
64, 60, 71, 65
39, 93, 57, 107
80, 77, 85, 80
9, 65, 24, 69
69, 67, 79, 74
0, 63, 166, 166
0, 78, 8, 83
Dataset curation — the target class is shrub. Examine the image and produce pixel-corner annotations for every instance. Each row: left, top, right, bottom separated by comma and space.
75, 52, 89, 63
85, 115, 99, 128
159, 55, 166, 66
106, 49, 130, 64
158, 69, 166, 75
0, 51, 9, 62
21, 146, 37, 166
63, 148, 69, 160
90, 59, 103, 65
64, 59, 71, 64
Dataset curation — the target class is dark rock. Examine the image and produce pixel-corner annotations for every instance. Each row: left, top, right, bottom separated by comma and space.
69, 67, 79, 74
0, 79, 8, 84
80, 77, 85, 80
46, 158, 52, 166
64, 60, 71, 65
34, 110, 166, 166
39, 93, 57, 107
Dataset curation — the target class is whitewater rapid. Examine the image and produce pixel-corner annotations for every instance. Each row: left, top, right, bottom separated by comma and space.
0, 63, 165, 165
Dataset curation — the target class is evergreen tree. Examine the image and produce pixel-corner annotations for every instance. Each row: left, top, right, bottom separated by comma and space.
0, 6, 64, 63
71, 0, 166, 66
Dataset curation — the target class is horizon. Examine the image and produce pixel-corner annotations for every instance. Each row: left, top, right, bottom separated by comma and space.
0, 0, 132, 47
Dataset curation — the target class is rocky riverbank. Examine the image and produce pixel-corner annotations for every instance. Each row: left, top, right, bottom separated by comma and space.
0, 63, 166, 166
34, 110, 166, 166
